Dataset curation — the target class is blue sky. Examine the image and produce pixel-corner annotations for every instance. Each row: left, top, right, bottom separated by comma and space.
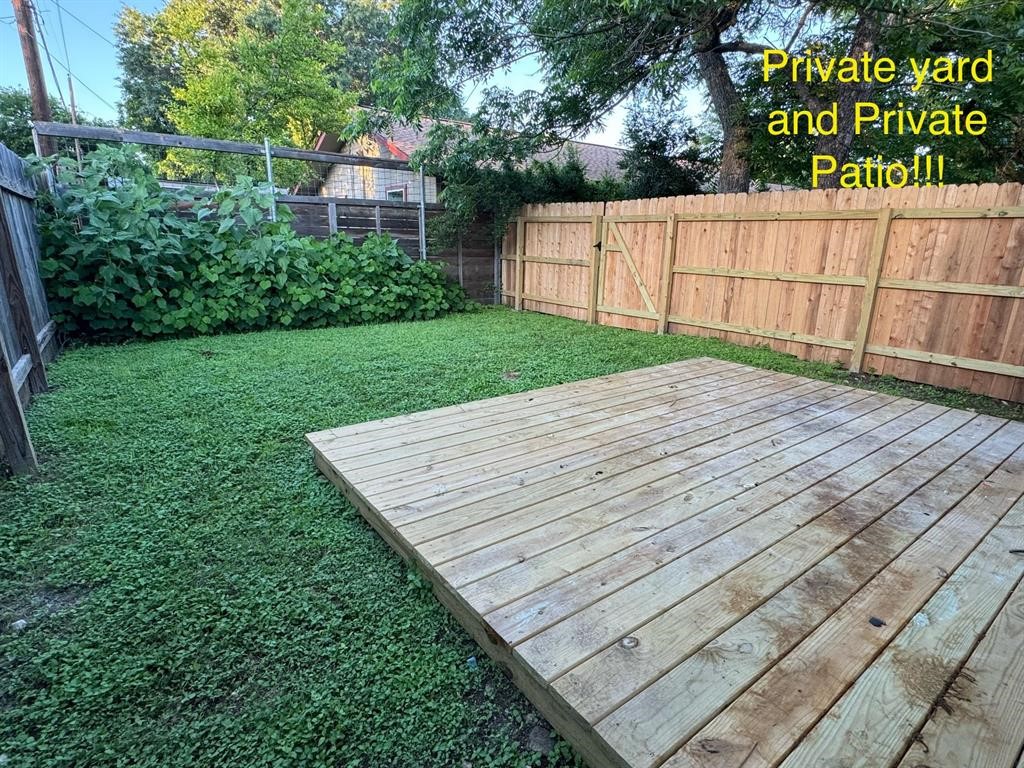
1, 0, 163, 120
0, 0, 703, 148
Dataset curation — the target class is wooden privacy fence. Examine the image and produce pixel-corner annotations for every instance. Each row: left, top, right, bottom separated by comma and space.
0, 142, 55, 474
500, 185, 1024, 402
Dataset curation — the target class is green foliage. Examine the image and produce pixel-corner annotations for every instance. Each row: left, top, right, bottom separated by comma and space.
740, 0, 1024, 187
0, 309, 1018, 764
381, 0, 1024, 190
619, 99, 719, 198
162, 0, 355, 184
34, 144, 467, 339
0, 87, 108, 157
115, 0, 464, 146
416, 120, 626, 244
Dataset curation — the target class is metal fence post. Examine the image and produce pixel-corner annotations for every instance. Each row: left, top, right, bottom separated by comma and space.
418, 166, 427, 260
263, 138, 277, 222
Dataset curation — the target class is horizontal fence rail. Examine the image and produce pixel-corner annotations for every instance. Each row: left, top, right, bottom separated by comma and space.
33, 122, 413, 170
500, 186, 1024, 402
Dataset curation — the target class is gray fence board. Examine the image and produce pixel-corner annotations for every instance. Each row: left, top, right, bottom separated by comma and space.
0, 142, 50, 474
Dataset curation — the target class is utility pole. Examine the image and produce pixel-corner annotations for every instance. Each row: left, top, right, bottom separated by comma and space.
11, 0, 54, 156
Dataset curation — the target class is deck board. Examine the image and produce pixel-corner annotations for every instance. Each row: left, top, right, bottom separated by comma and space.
307, 358, 1024, 768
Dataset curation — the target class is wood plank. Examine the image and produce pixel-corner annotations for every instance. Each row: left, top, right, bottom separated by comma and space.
598, 305, 660, 321
34, 121, 414, 171
588, 213, 602, 324
668, 315, 853, 350
0, 190, 46, 395
370, 370, 800, 515
308, 358, 726, 446
850, 207, 894, 372
779, 496, 1024, 768
610, 221, 657, 313
308, 361, 1024, 768
422, 383, 871, 571
515, 217, 525, 310
674, 265, 866, 286
319, 361, 730, 457
865, 344, 1024, 378
328, 366, 740, 477
398, 381, 854, 550
473, 393, 917, 638
0, 340, 37, 473
878, 277, 1024, 298
657, 214, 676, 334
663, 438, 1024, 768
895, 579, 1024, 768
556, 413, 1006, 723
507, 400, 951, 677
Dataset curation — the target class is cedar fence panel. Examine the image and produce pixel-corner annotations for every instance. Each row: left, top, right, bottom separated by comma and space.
501, 183, 1024, 402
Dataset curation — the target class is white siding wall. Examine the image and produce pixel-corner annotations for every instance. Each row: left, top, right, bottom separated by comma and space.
320, 165, 438, 202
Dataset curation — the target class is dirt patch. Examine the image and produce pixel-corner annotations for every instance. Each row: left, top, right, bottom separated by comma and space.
2, 584, 89, 632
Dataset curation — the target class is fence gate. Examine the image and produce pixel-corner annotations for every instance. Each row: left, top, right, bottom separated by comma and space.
597, 215, 676, 333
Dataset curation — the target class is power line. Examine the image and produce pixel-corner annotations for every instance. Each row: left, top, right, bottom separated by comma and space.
53, 0, 73, 69
44, 51, 119, 113
30, 0, 68, 110
48, 0, 116, 49
26, 10, 119, 116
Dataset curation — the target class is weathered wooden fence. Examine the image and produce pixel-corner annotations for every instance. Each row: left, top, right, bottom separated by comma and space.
0, 143, 55, 474
34, 122, 498, 302
500, 185, 1024, 402
280, 195, 496, 301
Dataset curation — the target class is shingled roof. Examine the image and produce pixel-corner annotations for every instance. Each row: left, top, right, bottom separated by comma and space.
316, 116, 627, 180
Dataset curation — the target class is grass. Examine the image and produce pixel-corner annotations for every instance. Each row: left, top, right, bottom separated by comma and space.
1, 306, 1021, 768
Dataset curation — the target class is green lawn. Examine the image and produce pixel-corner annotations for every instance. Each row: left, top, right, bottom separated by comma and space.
2, 307, 1021, 768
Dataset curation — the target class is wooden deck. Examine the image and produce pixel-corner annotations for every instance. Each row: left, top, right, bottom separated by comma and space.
307, 358, 1024, 768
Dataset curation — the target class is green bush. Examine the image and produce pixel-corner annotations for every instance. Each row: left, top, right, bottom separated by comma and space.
34, 144, 469, 339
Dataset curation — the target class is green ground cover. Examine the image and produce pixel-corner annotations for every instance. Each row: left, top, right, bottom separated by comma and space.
2, 307, 1020, 767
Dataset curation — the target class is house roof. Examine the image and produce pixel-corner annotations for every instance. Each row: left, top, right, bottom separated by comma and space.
317, 116, 627, 180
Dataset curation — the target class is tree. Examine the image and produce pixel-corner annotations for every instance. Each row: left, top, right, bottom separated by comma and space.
736, 0, 1023, 187
158, 0, 356, 183
0, 87, 107, 157
116, 0, 246, 134
619, 100, 718, 198
116, 0, 466, 137
379, 0, 1024, 191
412, 118, 624, 244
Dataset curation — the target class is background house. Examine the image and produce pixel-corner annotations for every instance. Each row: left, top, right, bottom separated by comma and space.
313, 117, 626, 203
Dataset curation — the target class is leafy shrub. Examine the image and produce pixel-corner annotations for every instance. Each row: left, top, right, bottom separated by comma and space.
34, 144, 469, 339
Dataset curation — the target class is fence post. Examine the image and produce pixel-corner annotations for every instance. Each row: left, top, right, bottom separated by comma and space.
515, 216, 525, 310
0, 205, 46, 395
493, 238, 501, 305
374, 206, 381, 235
263, 138, 277, 223
417, 167, 427, 260
457, 232, 464, 287
850, 207, 893, 373
588, 212, 603, 324
0, 345, 37, 475
327, 202, 337, 235
657, 212, 677, 334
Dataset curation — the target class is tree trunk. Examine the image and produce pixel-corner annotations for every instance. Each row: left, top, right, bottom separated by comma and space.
697, 48, 751, 193
812, 12, 883, 188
